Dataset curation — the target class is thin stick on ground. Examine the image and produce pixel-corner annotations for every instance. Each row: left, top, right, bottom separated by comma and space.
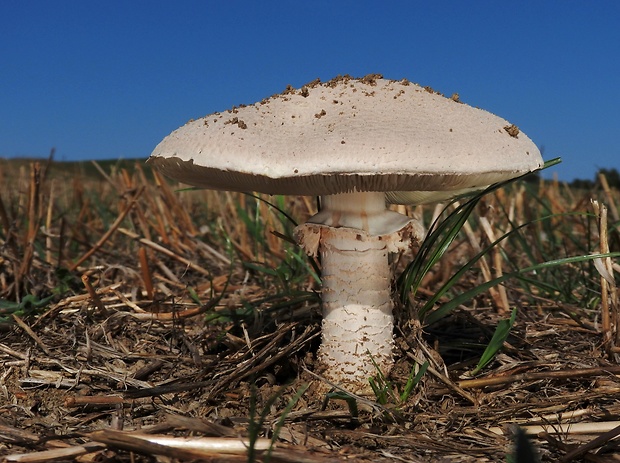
81, 274, 109, 315
69, 186, 145, 271
11, 314, 52, 356
118, 227, 213, 277
560, 422, 620, 462
4, 443, 108, 463
458, 365, 620, 389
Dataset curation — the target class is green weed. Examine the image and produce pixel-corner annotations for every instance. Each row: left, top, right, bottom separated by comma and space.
247, 383, 309, 463
469, 307, 517, 376
368, 354, 429, 406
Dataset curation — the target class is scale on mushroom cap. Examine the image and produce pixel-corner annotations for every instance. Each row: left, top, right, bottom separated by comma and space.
148, 75, 543, 394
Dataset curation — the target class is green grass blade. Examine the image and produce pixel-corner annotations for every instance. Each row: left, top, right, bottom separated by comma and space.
418, 211, 588, 321
399, 195, 481, 304
470, 308, 517, 376
266, 384, 309, 462
244, 192, 299, 228
400, 360, 429, 402
287, 249, 321, 285
400, 158, 561, 308
424, 252, 620, 325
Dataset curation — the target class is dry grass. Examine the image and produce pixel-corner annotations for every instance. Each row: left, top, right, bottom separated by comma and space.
1, 157, 620, 462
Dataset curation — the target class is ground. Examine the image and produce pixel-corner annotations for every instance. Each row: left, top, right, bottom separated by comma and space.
1, 159, 619, 462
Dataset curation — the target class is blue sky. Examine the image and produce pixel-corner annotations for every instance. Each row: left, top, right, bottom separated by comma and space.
1, 1, 618, 181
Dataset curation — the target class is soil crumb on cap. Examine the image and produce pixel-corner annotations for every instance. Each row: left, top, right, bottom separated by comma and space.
504, 124, 520, 138
314, 109, 327, 119
359, 73, 383, 85
225, 117, 247, 129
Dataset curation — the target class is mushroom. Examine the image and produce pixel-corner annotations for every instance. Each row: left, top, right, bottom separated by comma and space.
148, 75, 543, 394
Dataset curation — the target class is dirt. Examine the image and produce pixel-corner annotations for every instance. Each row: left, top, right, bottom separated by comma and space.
1, 159, 619, 462
504, 124, 520, 138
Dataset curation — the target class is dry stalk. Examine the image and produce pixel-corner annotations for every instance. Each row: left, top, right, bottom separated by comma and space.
153, 170, 197, 236
104, 431, 271, 454
0, 342, 29, 360
405, 350, 477, 405
458, 365, 620, 389
90, 160, 115, 185
138, 246, 155, 299
544, 173, 565, 214
4, 443, 108, 462
81, 274, 109, 316
69, 186, 145, 271
120, 167, 133, 190
155, 193, 181, 246
599, 173, 620, 224
112, 288, 214, 320
132, 165, 155, 241
154, 194, 174, 245
118, 228, 212, 277
512, 184, 529, 229
44, 179, 55, 265
147, 180, 172, 246
490, 420, 620, 436
133, 200, 153, 241
191, 233, 232, 266
0, 421, 40, 444
11, 314, 52, 356
560, 422, 620, 462
85, 429, 246, 461
0, 190, 12, 239
18, 163, 43, 295
0, 190, 22, 297
592, 199, 619, 356
478, 207, 509, 313
65, 395, 127, 407
160, 414, 234, 437
458, 202, 503, 310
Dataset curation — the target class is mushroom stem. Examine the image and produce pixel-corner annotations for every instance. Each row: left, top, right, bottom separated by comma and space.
295, 191, 422, 394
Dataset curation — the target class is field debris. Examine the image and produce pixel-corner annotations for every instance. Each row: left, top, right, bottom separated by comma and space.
1, 158, 619, 461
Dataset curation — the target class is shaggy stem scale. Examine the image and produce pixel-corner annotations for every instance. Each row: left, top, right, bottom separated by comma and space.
295, 191, 422, 393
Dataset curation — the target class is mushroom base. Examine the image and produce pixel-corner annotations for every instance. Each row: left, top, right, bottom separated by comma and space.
295, 195, 421, 394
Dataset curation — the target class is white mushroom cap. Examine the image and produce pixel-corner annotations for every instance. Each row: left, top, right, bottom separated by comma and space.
149, 75, 543, 205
